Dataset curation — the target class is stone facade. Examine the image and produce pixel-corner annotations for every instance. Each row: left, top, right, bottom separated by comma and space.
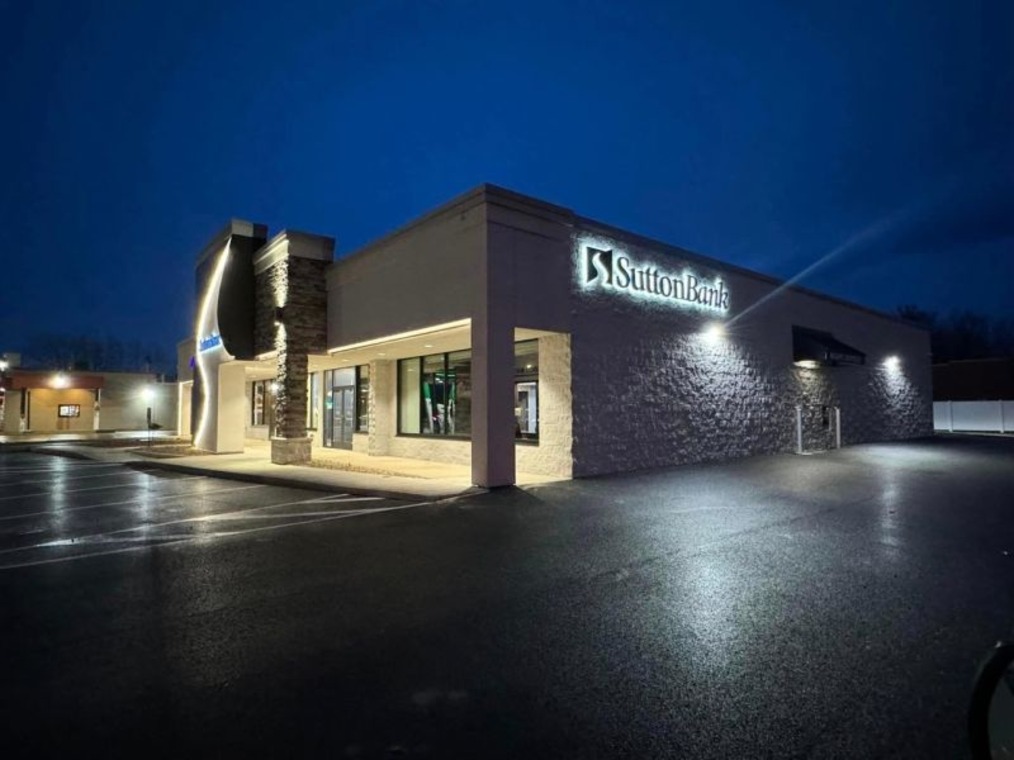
257, 247, 329, 464
570, 230, 933, 477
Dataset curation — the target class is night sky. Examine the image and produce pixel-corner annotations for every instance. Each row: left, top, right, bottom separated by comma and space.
2, 0, 1012, 364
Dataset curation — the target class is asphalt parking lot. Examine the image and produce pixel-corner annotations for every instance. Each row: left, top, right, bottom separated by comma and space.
0, 452, 425, 570
2, 436, 1013, 758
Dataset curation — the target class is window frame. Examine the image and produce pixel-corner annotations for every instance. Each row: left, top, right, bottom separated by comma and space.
355, 365, 370, 433
396, 341, 538, 443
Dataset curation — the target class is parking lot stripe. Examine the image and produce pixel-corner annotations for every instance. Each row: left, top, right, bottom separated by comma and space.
0, 463, 122, 476
0, 483, 266, 521
0, 476, 206, 501
0, 500, 434, 571
17, 470, 162, 485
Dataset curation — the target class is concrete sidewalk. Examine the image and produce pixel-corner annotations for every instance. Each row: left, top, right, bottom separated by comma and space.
0, 430, 178, 446
37, 443, 488, 500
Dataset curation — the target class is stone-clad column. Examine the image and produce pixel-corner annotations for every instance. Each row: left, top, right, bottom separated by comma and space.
253, 232, 332, 465
272, 348, 311, 463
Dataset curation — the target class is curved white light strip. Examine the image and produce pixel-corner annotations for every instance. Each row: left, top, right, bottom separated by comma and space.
194, 241, 234, 449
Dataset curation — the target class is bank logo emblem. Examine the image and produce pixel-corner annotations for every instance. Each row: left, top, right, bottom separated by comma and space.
580, 242, 730, 312
585, 247, 613, 285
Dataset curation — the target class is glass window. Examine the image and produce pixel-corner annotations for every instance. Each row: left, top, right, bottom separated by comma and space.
323, 370, 333, 445
251, 381, 267, 426
398, 358, 421, 434
356, 365, 370, 432
447, 350, 471, 436
514, 341, 539, 440
397, 343, 535, 439
421, 353, 447, 434
306, 373, 320, 431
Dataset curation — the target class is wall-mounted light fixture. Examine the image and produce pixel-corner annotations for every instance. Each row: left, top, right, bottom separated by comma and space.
701, 322, 726, 343
50, 373, 70, 389
794, 360, 820, 369
883, 355, 901, 371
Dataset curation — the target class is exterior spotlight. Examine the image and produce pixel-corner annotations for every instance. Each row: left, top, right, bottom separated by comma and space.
794, 360, 820, 369
0, 359, 8, 372
51, 373, 70, 389
702, 322, 726, 342
883, 355, 901, 370
141, 386, 156, 403
269, 381, 280, 395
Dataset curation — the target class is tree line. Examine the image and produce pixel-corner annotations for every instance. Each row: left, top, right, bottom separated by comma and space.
897, 306, 1014, 363
16, 334, 175, 379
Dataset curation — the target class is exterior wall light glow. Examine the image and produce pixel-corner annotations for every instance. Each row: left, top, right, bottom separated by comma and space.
701, 323, 726, 342
269, 381, 280, 395
794, 360, 820, 369
883, 355, 901, 370
141, 386, 156, 403
51, 373, 70, 389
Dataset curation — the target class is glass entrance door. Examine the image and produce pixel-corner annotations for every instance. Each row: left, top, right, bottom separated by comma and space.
329, 385, 355, 450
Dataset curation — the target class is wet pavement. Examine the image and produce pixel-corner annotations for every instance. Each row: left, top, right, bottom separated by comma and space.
2, 436, 1013, 758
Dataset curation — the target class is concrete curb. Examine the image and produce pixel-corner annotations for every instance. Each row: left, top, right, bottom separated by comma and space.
128, 458, 486, 501
34, 445, 485, 502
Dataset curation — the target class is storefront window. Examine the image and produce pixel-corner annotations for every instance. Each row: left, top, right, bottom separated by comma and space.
447, 350, 471, 436
514, 340, 539, 441
306, 373, 320, 431
421, 354, 447, 434
396, 343, 533, 439
356, 365, 370, 432
251, 380, 267, 426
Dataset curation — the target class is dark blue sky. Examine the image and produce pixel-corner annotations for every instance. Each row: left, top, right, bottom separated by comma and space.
2, 0, 1012, 359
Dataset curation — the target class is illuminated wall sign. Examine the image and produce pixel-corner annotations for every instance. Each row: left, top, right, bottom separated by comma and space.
199, 333, 222, 352
581, 244, 730, 312
58, 404, 81, 418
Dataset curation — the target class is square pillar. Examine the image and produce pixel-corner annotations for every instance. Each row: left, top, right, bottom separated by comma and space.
216, 363, 247, 453
471, 316, 516, 487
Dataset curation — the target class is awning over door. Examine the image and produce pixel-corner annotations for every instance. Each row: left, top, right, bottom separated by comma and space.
792, 326, 865, 367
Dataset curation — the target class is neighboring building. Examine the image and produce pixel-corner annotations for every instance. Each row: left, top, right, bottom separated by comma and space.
181, 184, 933, 487
0, 366, 175, 434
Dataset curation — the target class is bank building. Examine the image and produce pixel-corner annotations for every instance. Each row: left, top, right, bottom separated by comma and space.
178, 185, 932, 487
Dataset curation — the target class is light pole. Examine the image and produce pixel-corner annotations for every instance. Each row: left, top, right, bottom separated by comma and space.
141, 386, 156, 447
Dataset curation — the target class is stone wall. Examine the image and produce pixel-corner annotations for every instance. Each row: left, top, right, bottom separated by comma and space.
570, 229, 933, 477
257, 250, 328, 462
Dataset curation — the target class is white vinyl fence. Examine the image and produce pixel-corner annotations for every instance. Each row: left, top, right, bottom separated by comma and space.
934, 401, 1014, 433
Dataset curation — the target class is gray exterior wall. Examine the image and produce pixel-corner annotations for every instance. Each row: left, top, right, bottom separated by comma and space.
325, 196, 486, 349
320, 185, 932, 480
568, 222, 933, 477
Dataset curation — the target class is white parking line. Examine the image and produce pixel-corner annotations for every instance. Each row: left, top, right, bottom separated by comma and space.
17, 470, 155, 485
0, 476, 205, 501
0, 493, 374, 554
0, 463, 122, 476
0, 500, 434, 570
0, 483, 266, 521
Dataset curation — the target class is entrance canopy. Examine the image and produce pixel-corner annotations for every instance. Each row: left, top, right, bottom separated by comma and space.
792, 326, 865, 367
